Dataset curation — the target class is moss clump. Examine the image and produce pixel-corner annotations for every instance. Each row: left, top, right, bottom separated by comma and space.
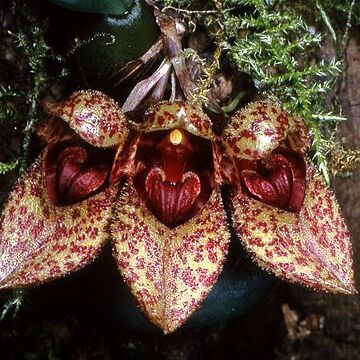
163, 0, 357, 180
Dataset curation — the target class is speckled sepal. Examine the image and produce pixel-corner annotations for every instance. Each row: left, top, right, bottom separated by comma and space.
111, 180, 230, 333
44, 90, 129, 148
0, 151, 118, 288
142, 101, 215, 140
223, 101, 311, 160
231, 159, 355, 294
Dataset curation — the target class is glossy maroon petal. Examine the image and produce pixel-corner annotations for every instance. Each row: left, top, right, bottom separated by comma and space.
66, 165, 109, 203
266, 152, 306, 212
242, 167, 291, 209
52, 145, 111, 205
0, 150, 118, 288
240, 150, 306, 212
56, 146, 88, 196
111, 180, 230, 333
145, 168, 201, 226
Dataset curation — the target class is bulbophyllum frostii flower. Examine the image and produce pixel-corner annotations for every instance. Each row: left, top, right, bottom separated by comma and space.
0, 91, 355, 333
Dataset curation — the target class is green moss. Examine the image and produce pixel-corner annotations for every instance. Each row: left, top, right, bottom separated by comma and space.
163, 0, 356, 181
0, 1, 55, 174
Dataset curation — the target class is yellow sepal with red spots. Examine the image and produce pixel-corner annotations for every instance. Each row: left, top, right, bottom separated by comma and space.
231, 159, 355, 294
111, 180, 230, 333
0, 150, 119, 288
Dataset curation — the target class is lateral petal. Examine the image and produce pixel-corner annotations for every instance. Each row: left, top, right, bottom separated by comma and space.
0, 151, 118, 288
223, 101, 310, 160
111, 180, 230, 333
231, 159, 355, 294
44, 90, 128, 148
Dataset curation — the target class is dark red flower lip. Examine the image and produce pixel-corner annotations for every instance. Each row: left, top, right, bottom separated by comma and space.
132, 128, 215, 227
239, 148, 307, 213
44, 141, 115, 206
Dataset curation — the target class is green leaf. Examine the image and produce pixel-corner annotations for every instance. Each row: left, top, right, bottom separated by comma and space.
49, 0, 134, 15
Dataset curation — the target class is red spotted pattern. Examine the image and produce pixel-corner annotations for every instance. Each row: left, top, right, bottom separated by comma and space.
223, 101, 310, 160
0, 151, 118, 288
231, 159, 355, 294
44, 90, 128, 148
0, 93, 356, 335
143, 102, 214, 140
111, 181, 230, 333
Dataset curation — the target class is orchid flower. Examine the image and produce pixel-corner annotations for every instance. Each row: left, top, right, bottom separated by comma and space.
0, 91, 355, 333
